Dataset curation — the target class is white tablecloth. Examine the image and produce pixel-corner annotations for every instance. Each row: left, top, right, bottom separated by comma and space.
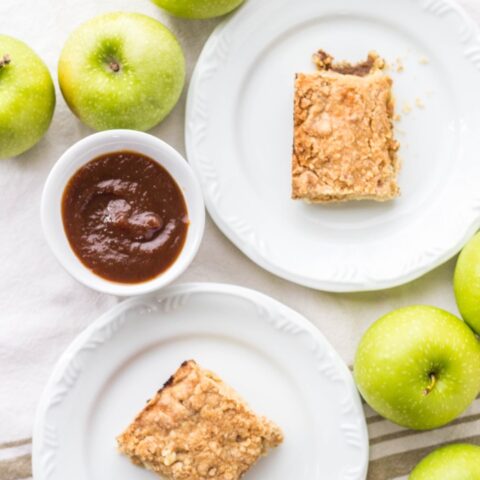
1, 1, 480, 479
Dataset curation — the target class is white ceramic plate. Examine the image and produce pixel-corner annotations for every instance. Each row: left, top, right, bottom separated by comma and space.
186, 0, 480, 292
32, 283, 368, 480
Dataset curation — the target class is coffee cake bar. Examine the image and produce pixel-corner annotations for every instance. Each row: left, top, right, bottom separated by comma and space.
292, 51, 400, 202
117, 360, 283, 480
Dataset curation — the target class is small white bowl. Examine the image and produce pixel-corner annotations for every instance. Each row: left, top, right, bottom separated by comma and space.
41, 130, 205, 296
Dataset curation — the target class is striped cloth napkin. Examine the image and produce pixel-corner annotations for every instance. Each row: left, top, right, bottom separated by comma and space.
2, 0, 480, 479
365, 395, 480, 479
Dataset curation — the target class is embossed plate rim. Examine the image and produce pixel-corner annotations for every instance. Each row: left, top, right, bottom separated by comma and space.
32, 282, 368, 480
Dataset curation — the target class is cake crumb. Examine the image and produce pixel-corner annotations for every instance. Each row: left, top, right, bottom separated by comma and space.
393, 113, 402, 122
415, 97, 425, 109
419, 56, 429, 65
395, 57, 404, 73
402, 102, 412, 114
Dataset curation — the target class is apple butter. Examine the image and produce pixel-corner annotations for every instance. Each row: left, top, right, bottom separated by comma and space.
62, 151, 189, 283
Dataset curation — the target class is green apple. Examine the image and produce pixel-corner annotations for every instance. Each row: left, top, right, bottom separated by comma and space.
354, 305, 480, 430
152, 0, 245, 19
58, 12, 185, 131
454, 232, 480, 335
410, 444, 480, 479
0, 35, 55, 159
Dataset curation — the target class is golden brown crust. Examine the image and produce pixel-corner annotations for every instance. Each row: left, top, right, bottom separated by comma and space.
117, 360, 283, 480
292, 52, 399, 203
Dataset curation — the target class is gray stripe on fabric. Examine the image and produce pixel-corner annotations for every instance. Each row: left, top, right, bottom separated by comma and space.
0, 454, 32, 480
370, 412, 480, 445
0, 440, 31, 451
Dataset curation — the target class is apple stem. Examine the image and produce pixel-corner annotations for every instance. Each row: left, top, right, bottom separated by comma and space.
0, 54, 11, 69
423, 373, 437, 396
109, 61, 120, 73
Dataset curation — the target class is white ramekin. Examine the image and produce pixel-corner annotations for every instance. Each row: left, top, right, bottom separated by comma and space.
41, 130, 205, 296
